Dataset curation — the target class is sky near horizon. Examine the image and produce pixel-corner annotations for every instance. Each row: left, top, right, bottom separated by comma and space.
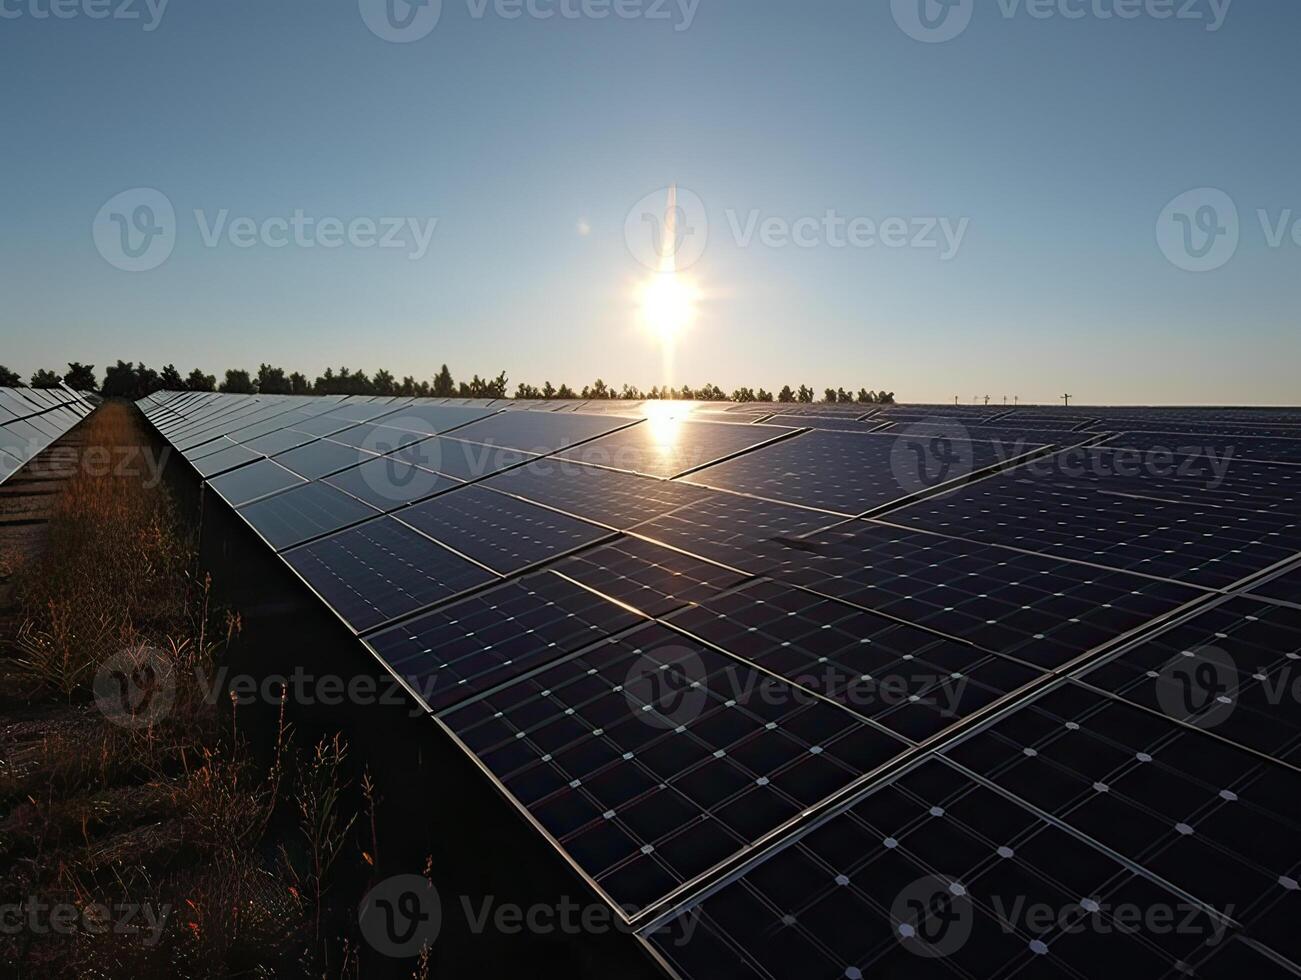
1, 0, 1298, 404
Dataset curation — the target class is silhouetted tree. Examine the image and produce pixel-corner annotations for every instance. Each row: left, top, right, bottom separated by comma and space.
159, 364, 184, 391
220, 369, 255, 394
486, 371, 509, 399
187, 369, 217, 391
0, 366, 21, 386
556, 384, 577, 399
778, 385, 795, 403
756, 389, 773, 402
288, 372, 312, 394
101, 361, 139, 398
797, 385, 814, 403
541, 381, 557, 399
257, 364, 291, 394
30, 369, 61, 388
433, 364, 455, 397
373, 369, 398, 395
64, 363, 97, 391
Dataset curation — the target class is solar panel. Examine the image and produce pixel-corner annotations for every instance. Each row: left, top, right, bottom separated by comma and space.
632, 494, 842, 571
685, 430, 1043, 517
192, 443, 266, 477
208, 458, 306, 506
282, 516, 497, 633
665, 580, 1043, 742
323, 454, 461, 512
237, 481, 380, 551
762, 522, 1204, 670
271, 438, 377, 480
1104, 430, 1301, 465
420, 437, 538, 482
397, 485, 613, 575
648, 757, 1243, 980
550, 537, 750, 618
942, 682, 1301, 966
554, 419, 794, 479
1075, 595, 1301, 763
441, 623, 907, 913
889, 475, 1301, 590
366, 570, 646, 712
446, 411, 634, 453
486, 459, 714, 530
1249, 563, 1301, 606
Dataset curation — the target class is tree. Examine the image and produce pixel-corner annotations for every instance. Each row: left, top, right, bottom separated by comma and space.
541, 381, 556, 399
837, 388, 853, 404
257, 364, 291, 394
187, 369, 216, 391
64, 363, 97, 391
556, 384, 577, 399
778, 385, 795, 403
879, 391, 896, 404
220, 369, 255, 394
30, 369, 61, 388
0, 365, 21, 386
731, 387, 756, 403
136, 364, 162, 396
372, 369, 398, 396
432, 364, 455, 398
823, 388, 838, 404
101, 361, 139, 398
797, 385, 814, 404
756, 389, 773, 402
289, 372, 312, 395
856, 388, 874, 404
159, 364, 184, 391
486, 371, 509, 399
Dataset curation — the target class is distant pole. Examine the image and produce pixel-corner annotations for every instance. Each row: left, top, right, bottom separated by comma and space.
954, 396, 958, 406
1014, 395, 1018, 407
984, 395, 990, 406
1062, 393, 1072, 407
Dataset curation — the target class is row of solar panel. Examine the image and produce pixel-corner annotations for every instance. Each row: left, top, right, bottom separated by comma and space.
138, 391, 1301, 975
0, 386, 94, 484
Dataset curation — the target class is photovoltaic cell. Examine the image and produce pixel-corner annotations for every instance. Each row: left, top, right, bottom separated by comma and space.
550, 537, 750, 618
1077, 596, 1301, 764
632, 494, 841, 572
890, 475, 1301, 590
237, 481, 380, 551
1250, 563, 1301, 606
944, 682, 1301, 966
366, 571, 646, 712
283, 516, 497, 632
486, 459, 714, 530
398, 485, 612, 575
686, 430, 1040, 516
423, 437, 536, 482
666, 581, 1043, 742
764, 522, 1203, 669
649, 758, 1244, 980
323, 455, 462, 511
555, 419, 794, 479
446, 411, 633, 453
442, 623, 907, 913
272, 438, 376, 480
1104, 431, 1301, 465
208, 458, 306, 506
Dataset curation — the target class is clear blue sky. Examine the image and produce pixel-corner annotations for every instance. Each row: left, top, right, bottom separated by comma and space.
2, 0, 1297, 403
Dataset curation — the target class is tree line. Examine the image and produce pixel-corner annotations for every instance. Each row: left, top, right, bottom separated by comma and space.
0, 361, 896, 405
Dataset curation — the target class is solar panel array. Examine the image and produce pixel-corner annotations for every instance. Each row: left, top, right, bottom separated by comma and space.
138, 392, 1301, 978
0, 386, 94, 485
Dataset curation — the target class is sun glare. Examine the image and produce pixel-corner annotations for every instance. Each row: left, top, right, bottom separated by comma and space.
640, 271, 697, 343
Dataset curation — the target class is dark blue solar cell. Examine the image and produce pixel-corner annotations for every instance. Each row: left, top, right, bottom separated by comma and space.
324, 454, 461, 511
486, 458, 714, 529
237, 481, 380, 551
447, 411, 634, 453
282, 516, 498, 632
209, 458, 306, 506
366, 571, 646, 712
398, 485, 611, 575
415, 437, 535, 482
272, 438, 375, 479
555, 418, 794, 479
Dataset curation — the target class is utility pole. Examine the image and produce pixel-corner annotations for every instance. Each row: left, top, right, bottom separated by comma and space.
954, 396, 959, 406
984, 395, 991, 406
1062, 394, 1072, 408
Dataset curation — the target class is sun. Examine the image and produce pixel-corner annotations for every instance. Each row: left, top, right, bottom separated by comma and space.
639, 271, 698, 343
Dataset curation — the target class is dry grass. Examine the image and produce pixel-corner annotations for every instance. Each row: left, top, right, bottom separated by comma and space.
0, 403, 383, 978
